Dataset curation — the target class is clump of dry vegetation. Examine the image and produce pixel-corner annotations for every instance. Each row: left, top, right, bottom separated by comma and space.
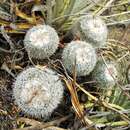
0, 0, 130, 130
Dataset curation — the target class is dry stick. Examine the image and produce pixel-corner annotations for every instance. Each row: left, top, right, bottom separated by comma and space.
57, 59, 93, 126
0, 47, 11, 53
104, 11, 130, 18
72, 60, 88, 124
107, 19, 130, 26
0, 6, 11, 21
0, 25, 15, 51
15, 5, 35, 24
27, 52, 36, 67
44, 126, 68, 130
97, 0, 116, 15
51, 13, 89, 23
11, 48, 24, 67
64, 79, 84, 120
64, 79, 93, 127
84, 120, 130, 129
117, 51, 129, 62
103, 1, 130, 8
17, 117, 42, 126
0, 109, 8, 115
13, 115, 70, 130
1, 62, 15, 78
108, 39, 129, 47
13, 126, 67, 130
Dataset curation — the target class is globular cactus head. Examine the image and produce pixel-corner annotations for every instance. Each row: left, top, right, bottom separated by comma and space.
91, 60, 118, 88
13, 67, 64, 118
62, 40, 97, 76
76, 14, 108, 48
24, 25, 59, 59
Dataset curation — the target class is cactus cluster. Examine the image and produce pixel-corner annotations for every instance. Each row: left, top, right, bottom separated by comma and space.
13, 67, 64, 118
91, 60, 118, 88
24, 25, 59, 59
75, 14, 108, 48
62, 40, 97, 76
13, 13, 109, 118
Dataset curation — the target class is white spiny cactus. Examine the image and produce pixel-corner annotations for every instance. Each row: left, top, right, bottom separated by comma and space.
24, 25, 59, 59
76, 14, 108, 48
13, 67, 64, 118
91, 60, 118, 88
62, 40, 97, 76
